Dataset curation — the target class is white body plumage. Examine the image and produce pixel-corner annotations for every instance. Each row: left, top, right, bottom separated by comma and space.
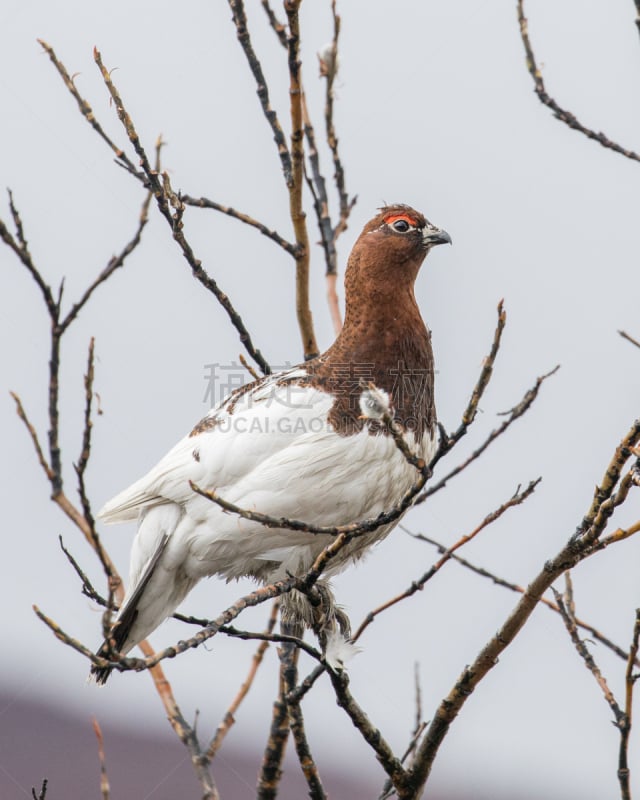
98, 370, 436, 654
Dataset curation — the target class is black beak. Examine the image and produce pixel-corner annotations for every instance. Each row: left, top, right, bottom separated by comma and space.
423, 227, 452, 247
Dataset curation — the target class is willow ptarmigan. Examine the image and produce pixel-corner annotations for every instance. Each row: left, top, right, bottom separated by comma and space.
92, 204, 451, 683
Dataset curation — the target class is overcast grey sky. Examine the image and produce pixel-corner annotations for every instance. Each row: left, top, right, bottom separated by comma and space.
2, 1, 640, 798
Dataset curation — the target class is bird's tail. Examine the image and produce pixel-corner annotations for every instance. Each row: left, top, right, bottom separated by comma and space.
91, 532, 170, 685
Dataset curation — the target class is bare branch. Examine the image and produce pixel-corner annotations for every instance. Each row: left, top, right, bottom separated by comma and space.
180, 195, 295, 254
92, 48, 272, 376
327, 669, 410, 794
206, 601, 279, 759
321, 2, 355, 244
190, 460, 428, 544
517, 1, 640, 163
261, 1, 289, 48
31, 780, 48, 800
280, 624, 327, 800
621, 609, 640, 796
429, 301, 507, 472
353, 480, 540, 642
228, 0, 292, 184
0, 191, 57, 314
38, 40, 142, 177
619, 329, 640, 350
92, 718, 111, 800
410, 528, 639, 666
418, 365, 558, 502
405, 419, 640, 797
258, 673, 290, 800
59, 187, 152, 333
10, 392, 54, 483
285, 0, 319, 359
553, 589, 632, 800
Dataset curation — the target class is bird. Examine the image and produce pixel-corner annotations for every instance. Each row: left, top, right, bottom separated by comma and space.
91, 204, 451, 683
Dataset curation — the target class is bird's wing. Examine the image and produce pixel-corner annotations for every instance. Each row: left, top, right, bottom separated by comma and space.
97, 369, 333, 524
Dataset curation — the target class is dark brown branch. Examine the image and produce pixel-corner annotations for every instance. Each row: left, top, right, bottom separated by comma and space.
31, 780, 48, 800
59, 187, 152, 334
404, 419, 640, 798
280, 623, 327, 800
38, 40, 142, 178
257, 667, 290, 800
34, 577, 301, 675
353, 480, 540, 643
73, 339, 114, 606
190, 459, 428, 544
517, 1, 640, 163
261, 0, 289, 47
10, 392, 54, 483
553, 590, 632, 800
321, 2, 355, 246
429, 301, 507, 472
409, 528, 639, 666
1, 191, 56, 315
554, 589, 624, 722
92, 49, 272, 376
327, 669, 410, 794
207, 601, 280, 759
619, 329, 640, 350
418, 366, 558, 502
3, 163, 216, 800
621, 609, 640, 796
180, 195, 295, 254
228, 0, 292, 184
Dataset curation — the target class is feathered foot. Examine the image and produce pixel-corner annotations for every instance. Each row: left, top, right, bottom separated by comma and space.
281, 581, 359, 670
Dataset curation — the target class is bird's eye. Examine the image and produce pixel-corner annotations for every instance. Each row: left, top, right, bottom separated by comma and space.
383, 212, 418, 233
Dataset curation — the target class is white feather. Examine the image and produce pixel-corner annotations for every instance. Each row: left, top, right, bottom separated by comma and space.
98, 372, 436, 652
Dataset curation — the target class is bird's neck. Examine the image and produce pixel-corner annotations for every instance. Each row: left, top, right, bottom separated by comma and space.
307, 283, 436, 439
331, 283, 429, 371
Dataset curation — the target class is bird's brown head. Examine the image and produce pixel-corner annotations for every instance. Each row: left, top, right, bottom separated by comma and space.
344, 204, 451, 304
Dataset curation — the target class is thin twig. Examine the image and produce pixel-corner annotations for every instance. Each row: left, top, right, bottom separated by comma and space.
59, 187, 152, 334
620, 609, 640, 797
404, 419, 640, 798
554, 589, 623, 722
92, 47, 272, 376
429, 301, 507, 472
328, 669, 410, 794
280, 621, 327, 799
228, 0, 292, 184
619, 329, 640, 350
258, 630, 292, 800
92, 718, 111, 800
553, 589, 633, 800
409, 528, 639, 666
322, 0, 354, 245
261, 1, 289, 47
353, 480, 540, 642
418, 366, 558, 501
284, 0, 319, 359
190, 462, 428, 541
31, 780, 48, 800
37, 40, 141, 177
206, 601, 280, 759
34, 578, 301, 674
517, 1, 640, 163
180, 195, 295, 254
